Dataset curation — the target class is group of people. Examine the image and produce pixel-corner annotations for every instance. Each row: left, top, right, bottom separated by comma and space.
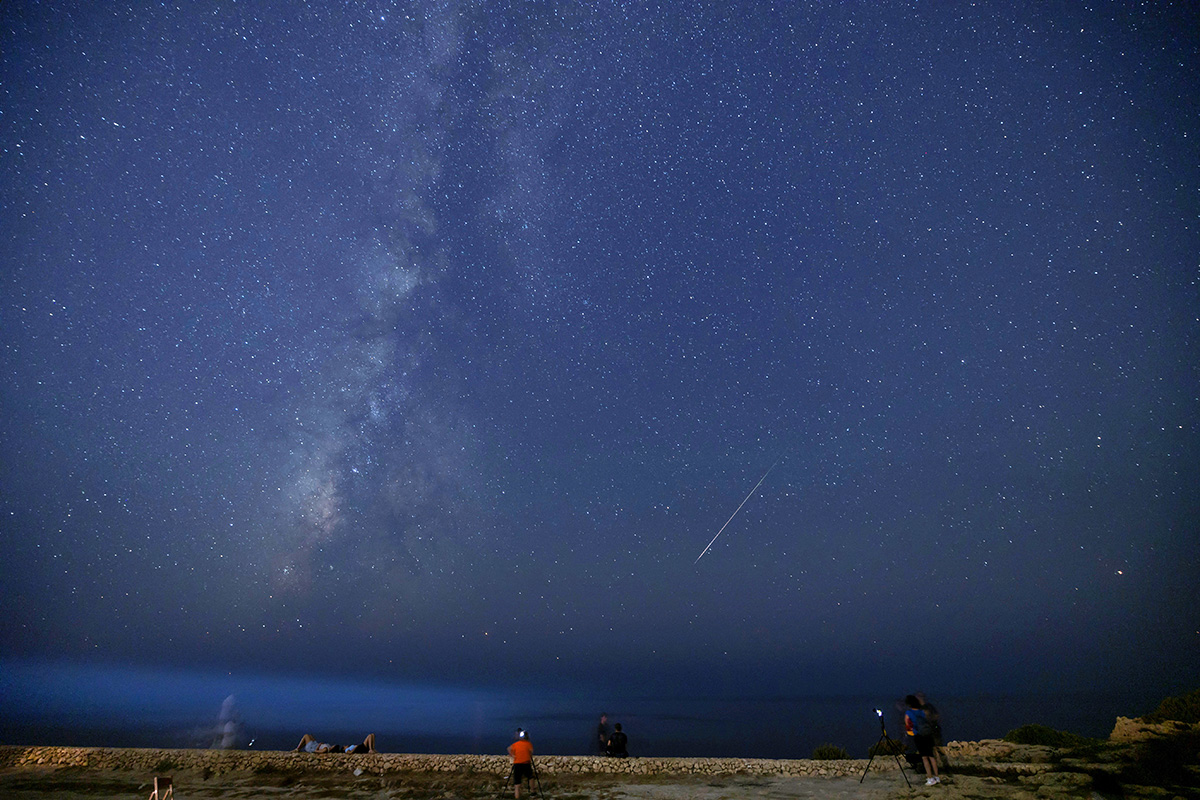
903, 693, 946, 786
503, 714, 630, 799
594, 712, 629, 757
297, 700, 945, 794
290, 716, 629, 800
288, 697, 945, 799
293, 732, 377, 754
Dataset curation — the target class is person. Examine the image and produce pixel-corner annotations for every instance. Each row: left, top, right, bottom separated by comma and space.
606, 722, 629, 757
904, 695, 940, 785
293, 733, 377, 754
916, 692, 948, 769
507, 728, 535, 799
213, 694, 243, 750
595, 712, 610, 755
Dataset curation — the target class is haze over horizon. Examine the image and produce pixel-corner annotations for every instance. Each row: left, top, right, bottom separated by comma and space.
2, 0, 1197, 747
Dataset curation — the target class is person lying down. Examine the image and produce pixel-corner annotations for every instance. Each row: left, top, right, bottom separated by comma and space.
293, 733, 377, 753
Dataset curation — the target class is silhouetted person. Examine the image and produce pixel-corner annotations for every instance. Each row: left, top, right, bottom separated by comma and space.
595, 712, 609, 755
916, 691, 947, 768
606, 722, 628, 757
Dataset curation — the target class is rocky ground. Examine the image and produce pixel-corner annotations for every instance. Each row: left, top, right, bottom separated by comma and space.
0, 717, 1196, 799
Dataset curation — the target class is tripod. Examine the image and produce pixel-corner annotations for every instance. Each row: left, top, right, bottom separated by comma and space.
860, 711, 911, 788
498, 758, 543, 800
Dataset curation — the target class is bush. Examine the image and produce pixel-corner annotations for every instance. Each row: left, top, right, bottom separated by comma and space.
811, 743, 850, 760
1143, 689, 1200, 724
1002, 724, 1088, 748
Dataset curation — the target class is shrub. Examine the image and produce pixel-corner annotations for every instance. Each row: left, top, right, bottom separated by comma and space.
1002, 724, 1087, 748
811, 743, 850, 760
1143, 689, 1200, 724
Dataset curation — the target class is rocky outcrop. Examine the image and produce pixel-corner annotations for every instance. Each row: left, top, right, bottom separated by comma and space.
1110, 716, 1200, 743
943, 739, 1059, 765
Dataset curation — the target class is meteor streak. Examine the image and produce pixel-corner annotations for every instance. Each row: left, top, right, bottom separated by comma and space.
694, 458, 780, 564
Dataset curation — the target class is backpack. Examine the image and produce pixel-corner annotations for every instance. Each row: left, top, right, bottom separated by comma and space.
912, 710, 933, 737
924, 704, 943, 739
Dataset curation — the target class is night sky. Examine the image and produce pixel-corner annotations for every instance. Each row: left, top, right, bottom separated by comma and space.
2, 0, 1198, 747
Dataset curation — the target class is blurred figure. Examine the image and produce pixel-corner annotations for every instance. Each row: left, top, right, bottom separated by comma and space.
905, 694, 940, 785
916, 692, 948, 768
213, 694, 244, 750
595, 712, 610, 755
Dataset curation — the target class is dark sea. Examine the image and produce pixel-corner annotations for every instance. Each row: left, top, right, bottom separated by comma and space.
0, 661, 1164, 759
254, 691, 1158, 759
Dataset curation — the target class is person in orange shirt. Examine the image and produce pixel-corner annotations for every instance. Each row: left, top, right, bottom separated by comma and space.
506, 728, 535, 799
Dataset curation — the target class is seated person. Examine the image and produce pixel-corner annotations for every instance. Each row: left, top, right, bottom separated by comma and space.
606, 723, 628, 757
293, 733, 377, 753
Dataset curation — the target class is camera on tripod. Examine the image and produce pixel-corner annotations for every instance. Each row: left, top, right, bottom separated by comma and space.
860, 706, 911, 788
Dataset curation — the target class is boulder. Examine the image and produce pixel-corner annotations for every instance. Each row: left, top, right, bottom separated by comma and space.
1109, 716, 1200, 744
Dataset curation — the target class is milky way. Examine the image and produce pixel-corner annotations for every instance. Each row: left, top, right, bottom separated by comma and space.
2, 1, 1197, 711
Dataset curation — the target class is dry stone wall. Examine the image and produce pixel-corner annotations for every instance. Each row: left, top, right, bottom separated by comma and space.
0, 745, 894, 778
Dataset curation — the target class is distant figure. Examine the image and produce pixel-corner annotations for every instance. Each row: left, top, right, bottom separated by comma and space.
293, 733, 377, 754
211, 694, 244, 749
606, 722, 629, 757
916, 692, 948, 768
507, 728, 535, 799
904, 695, 939, 785
596, 712, 610, 755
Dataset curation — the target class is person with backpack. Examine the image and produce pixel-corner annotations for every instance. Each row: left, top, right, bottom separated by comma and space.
905, 694, 940, 785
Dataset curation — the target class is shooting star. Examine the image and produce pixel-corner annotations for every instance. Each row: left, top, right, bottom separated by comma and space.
694, 458, 780, 564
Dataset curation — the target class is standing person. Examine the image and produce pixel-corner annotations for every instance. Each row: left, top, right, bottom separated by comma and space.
916, 692, 948, 769
596, 713, 610, 755
905, 695, 940, 785
214, 694, 242, 750
507, 728, 535, 799
606, 722, 629, 757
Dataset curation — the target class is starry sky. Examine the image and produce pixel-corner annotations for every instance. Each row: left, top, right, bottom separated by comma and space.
2, 0, 1198, 745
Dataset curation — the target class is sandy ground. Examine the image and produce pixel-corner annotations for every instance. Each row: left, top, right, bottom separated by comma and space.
0, 766, 1100, 800
0, 766, 968, 800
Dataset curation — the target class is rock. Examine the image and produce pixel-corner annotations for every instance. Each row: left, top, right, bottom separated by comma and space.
1109, 716, 1200, 744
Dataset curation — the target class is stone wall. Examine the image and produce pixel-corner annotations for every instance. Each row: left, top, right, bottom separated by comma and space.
0, 745, 895, 778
